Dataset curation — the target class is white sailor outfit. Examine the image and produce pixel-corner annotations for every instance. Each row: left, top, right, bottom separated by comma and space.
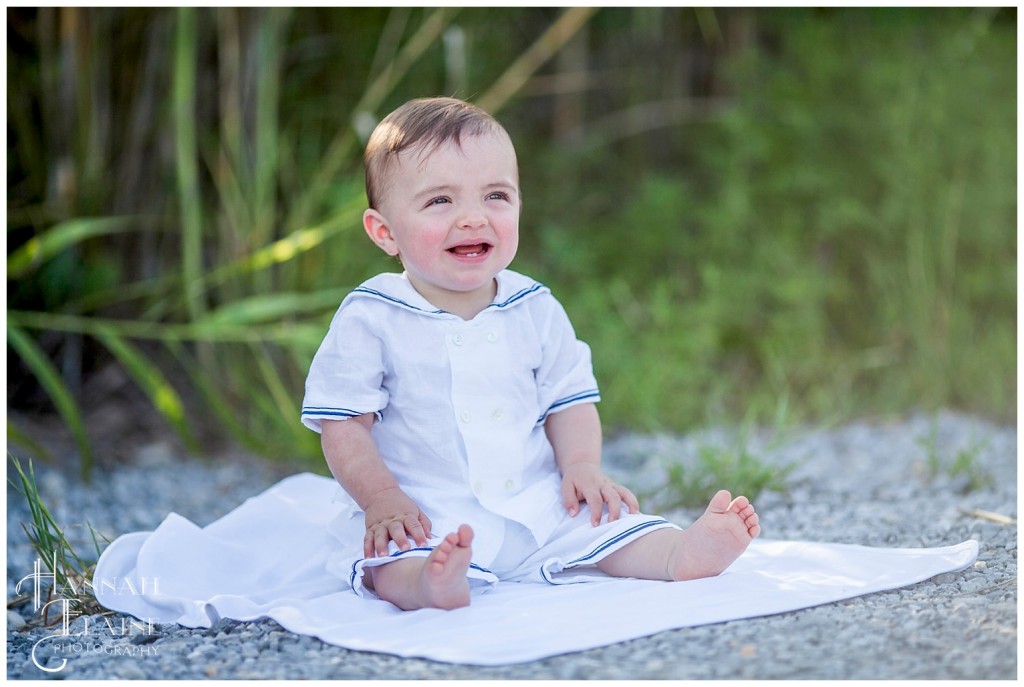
302, 269, 677, 596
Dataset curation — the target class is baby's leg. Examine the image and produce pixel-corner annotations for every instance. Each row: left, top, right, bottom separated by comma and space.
367, 524, 474, 610
597, 490, 760, 581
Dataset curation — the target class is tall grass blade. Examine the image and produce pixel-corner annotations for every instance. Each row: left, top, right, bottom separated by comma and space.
253, 8, 286, 257
93, 326, 198, 452
196, 289, 348, 326
9, 454, 104, 618
63, 269, 179, 315
165, 340, 261, 452
366, 7, 411, 87
7, 326, 93, 476
476, 7, 599, 114
173, 7, 205, 321
221, 348, 302, 455
250, 341, 310, 449
7, 421, 54, 463
8, 310, 328, 346
289, 7, 459, 230
7, 216, 140, 279
199, 196, 363, 293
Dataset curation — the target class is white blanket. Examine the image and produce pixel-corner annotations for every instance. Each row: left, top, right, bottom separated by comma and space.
93, 473, 978, 665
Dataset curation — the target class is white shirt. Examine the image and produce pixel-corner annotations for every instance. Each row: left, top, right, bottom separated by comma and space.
302, 269, 600, 562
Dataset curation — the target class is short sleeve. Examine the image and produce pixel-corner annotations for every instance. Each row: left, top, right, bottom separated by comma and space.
534, 295, 600, 424
301, 301, 390, 433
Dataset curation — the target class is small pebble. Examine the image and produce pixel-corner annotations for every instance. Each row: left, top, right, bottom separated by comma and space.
7, 610, 27, 631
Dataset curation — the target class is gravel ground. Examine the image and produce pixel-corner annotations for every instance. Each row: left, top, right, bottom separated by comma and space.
6, 410, 1016, 680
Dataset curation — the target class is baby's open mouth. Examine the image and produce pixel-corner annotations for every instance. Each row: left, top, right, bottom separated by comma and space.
448, 243, 491, 258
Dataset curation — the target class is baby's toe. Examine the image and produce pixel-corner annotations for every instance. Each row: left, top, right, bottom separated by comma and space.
729, 496, 751, 513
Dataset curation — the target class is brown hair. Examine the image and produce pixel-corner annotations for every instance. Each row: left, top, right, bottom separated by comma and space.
363, 97, 510, 209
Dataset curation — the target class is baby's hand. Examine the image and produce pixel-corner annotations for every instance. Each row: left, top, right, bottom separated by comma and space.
362, 487, 433, 558
560, 463, 640, 526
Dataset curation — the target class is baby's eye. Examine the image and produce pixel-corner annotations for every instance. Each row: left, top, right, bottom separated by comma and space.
425, 196, 451, 207
486, 191, 510, 201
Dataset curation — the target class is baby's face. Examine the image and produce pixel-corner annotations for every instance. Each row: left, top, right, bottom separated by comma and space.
364, 131, 521, 314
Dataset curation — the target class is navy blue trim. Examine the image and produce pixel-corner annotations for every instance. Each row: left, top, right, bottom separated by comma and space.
352, 287, 447, 315
354, 280, 545, 316
564, 518, 670, 566
536, 389, 600, 423
302, 406, 363, 419
488, 282, 545, 310
349, 546, 495, 591
540, 518, 673, 585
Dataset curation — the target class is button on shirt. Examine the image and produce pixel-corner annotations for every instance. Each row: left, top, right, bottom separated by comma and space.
302, 270, 600, 563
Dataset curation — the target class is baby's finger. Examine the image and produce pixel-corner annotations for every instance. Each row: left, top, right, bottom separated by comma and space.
419, 512, 433, 540
387, 520, 411, 552
601, 485, 623, 521
583, 488, 604, 526
560, 480, 581, 516
619, 485, 640, 514
372, 526, 392, 558
405, 515, 428, 547
363, 530, 375, 559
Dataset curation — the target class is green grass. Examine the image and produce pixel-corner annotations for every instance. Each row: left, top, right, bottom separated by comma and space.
6, 8, 597, 473
8, 455, 107, 622
522, 8, 1015, 435
914, 419, 994, 493
6, 8, 1015, 480
656, 444, 795, 512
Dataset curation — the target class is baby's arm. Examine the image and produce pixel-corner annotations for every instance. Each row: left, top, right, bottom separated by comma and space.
321, 415, 432, 557
545, 403, 640, 526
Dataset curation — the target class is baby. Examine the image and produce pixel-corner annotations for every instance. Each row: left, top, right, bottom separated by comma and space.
302, 97, 759, 610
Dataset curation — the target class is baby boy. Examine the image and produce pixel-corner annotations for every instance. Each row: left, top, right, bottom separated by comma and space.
302, 97, 760, 610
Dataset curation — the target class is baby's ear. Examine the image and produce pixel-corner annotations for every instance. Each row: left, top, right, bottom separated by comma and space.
362, 208, 399, 256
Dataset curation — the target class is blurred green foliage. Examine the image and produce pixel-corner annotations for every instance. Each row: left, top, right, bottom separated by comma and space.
658, 444, 795, 513
517, 8, 1015, 433
6, 8, 1016, 474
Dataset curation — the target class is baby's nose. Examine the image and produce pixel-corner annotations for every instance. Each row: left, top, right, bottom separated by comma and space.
457, 209, 487, 229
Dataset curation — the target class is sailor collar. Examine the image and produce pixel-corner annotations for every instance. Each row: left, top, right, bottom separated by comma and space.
349, 269, 549, 319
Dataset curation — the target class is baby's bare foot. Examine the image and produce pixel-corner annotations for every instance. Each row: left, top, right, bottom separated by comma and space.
670, 490, 760, 581
419, 524, 473, 610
